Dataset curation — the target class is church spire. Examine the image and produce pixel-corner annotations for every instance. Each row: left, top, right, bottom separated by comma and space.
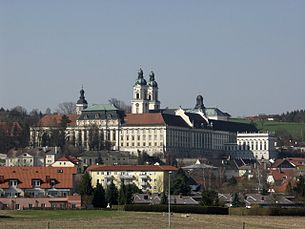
76, 86, 88, 115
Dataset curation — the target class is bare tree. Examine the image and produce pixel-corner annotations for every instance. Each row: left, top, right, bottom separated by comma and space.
45, 107, 52, 115
56, 102, 76, 114
108, 98, 131, 113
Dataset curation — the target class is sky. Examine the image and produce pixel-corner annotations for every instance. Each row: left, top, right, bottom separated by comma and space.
0, 0, 304, 117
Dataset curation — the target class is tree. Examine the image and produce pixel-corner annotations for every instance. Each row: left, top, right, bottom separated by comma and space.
231, 192, 243, 207
171, 169, 191, 195
92, 183, 106, 208
160, 191, 167, 204
118, 181, 127, 205
105, 180, 118, 206
294, 176, 305, 199
201, 189, 219, 206
125, 183, 140, 204
56, 102, 76, 114
108, 98, 131, 113
60, 114, 71, 128
77, 173, 94, 208
45, 107, 52, 115
78, 173, 94, 196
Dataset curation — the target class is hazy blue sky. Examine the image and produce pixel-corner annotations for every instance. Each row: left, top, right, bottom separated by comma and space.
1, 0, 304, 117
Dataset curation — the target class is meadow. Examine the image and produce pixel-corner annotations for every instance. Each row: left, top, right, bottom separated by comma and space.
1, 210, 305, 229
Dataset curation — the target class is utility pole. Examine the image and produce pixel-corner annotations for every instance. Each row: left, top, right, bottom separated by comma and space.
168, 171, 172, 229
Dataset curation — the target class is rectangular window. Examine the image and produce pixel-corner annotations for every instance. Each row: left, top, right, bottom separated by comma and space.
29, 204, 33, 209
15, 204, 20, 210
32, 179, 41, 187
9, 180, 17, 187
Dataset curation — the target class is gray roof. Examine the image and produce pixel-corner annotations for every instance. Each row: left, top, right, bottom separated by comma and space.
84, 103, 119, 112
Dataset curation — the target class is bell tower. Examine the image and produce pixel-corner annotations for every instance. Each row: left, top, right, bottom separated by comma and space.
131, 69, 149, 114
147, 71, 160, 111
76, 86, 88, 115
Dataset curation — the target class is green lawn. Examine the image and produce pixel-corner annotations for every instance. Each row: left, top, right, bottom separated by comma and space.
231, 118, 305, 140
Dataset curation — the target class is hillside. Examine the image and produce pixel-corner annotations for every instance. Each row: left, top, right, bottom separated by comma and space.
231, 118, 305, 143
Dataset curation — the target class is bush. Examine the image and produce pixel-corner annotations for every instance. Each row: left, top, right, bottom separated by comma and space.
229, 207, 305, 216
124, 204, 228, 215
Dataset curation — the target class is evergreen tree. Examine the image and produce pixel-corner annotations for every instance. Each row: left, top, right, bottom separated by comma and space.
77, 173, 94, 208
294, 176, 305, 198
78, 173, 94, 196
92, 183, 106, 208
231, 192, 241, 207
200, 189, 219, 206
125, 184, 138, 204
118, 181, 127, 205
160, 191, 167, 205
105, 180, 118, 206
171, 169, 191, 195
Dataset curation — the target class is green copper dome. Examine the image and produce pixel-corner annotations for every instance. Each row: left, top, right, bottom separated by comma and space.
134, 68, 147, 86
147, 71, 158, 87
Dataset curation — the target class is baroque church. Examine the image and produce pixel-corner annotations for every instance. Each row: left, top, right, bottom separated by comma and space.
30, 69, 257, 160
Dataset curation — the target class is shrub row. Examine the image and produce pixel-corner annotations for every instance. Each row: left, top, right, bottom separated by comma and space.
230, 207, 305, 216
124, 204, 228, 215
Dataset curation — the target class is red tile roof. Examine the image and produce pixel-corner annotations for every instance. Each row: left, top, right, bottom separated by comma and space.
38, 114, 78, 127
56, 156, 80, 165
87, 164, 177, 172
272, 158, 305, 169
0, 167, 77, 189
124, 113, 165, 126
270, 169, 295, 181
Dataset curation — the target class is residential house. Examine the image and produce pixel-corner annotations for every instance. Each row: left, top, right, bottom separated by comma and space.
0, 194, 81, 210
51, 155, 82, 173
87, 164, 177, 193
0, 167, 77, 197
6, 147, 60, 167
133, 193, 199, 205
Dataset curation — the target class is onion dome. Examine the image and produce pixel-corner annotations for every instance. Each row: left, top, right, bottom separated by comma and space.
148, 71, 158, 87
134, 68, 147, 86
194, 95, 205, 110
77, 86, 88, 105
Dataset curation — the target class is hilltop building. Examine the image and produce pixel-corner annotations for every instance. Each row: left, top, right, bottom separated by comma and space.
30, 69, 257, 160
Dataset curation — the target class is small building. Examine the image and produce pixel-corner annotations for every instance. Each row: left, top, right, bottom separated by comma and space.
87, 164, 177, 193
0, 194, 81, 210
0, 167, 77, 197
236, 132, 277, 160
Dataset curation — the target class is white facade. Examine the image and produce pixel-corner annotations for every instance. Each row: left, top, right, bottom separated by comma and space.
236, 132, 276, 159
131, 69, 160, 114
131, 84, 149, 114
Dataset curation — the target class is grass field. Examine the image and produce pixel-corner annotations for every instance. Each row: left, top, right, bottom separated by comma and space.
231, 118, 305, 140
1, 210, 305, 229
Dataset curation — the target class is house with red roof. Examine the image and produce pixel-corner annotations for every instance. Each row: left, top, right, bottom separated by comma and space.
0, 194, 81, 210
268, 158, 305, 193
0, 167, 77, 198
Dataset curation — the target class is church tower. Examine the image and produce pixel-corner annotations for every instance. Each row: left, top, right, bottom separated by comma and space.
76, 86, 88, 115
131, 69, 149, 114
147, 71, 160, 111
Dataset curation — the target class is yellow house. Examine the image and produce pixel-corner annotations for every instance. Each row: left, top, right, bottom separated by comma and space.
87, 164, 177, 193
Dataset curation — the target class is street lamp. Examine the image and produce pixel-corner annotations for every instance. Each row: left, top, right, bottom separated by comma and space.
168, 171, 171, 228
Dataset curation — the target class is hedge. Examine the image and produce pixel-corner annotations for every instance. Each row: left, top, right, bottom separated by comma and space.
230, 207, 305, 216
124, 204, 228, 215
